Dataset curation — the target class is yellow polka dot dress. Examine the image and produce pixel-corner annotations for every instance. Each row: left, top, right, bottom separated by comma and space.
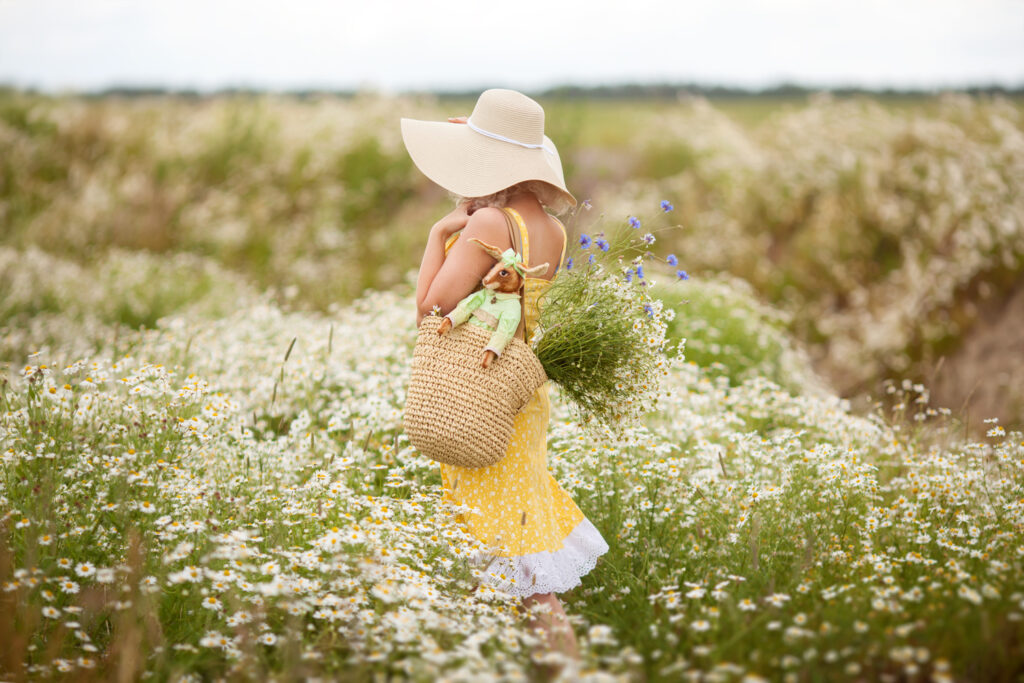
437, 208, 609, 598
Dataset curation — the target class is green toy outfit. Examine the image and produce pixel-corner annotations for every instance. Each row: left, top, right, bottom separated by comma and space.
437, 207, 610, 598
444, 289, 522, 357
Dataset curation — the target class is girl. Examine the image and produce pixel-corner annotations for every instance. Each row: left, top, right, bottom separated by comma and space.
402, 89, 609, 667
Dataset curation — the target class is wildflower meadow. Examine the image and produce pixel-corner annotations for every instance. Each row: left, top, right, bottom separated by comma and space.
1, 91, 1023, 681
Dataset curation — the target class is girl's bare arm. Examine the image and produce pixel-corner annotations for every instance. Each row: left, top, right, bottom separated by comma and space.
415, 207, 512, 326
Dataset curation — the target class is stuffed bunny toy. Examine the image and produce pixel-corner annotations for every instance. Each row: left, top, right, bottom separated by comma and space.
436, 238, 549, 368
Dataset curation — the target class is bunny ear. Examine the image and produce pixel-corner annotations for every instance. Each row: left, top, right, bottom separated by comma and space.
467, 238, 505, 260
522, 262, 550, 277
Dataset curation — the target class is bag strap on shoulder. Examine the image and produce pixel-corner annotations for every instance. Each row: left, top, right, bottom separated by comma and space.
502, 207, 530, 264
501, 207, 520, 257
501, 207, 528, 342
552, 216, 568, 270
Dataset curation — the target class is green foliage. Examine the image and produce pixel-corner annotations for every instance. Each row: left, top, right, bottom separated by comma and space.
334, 137, 414, 228
333, 137, 416, 293
0, 247, 257, 363
194, 102, 278, 186
653, 275, 819, 393
642, 95, 1024, 424
634, 140, 702, 179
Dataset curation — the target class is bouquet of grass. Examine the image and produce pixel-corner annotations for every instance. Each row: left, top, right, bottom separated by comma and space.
531, 199, 689, 431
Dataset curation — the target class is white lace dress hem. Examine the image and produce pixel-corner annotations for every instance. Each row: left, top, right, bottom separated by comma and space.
469, 517, 610, 598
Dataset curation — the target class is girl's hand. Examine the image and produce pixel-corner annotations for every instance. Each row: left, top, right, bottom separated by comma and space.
430, 201, 472, 241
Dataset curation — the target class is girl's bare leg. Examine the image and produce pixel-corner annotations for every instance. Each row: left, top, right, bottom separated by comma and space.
522, 592, 579, 677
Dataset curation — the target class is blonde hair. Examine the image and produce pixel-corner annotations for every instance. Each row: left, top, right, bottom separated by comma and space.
455, 180, 573, 216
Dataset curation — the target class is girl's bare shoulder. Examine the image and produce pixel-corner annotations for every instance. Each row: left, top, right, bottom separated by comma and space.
459, 207, 512, 249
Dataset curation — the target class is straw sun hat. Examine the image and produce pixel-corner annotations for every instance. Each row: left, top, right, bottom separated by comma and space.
400, 89, 576, 209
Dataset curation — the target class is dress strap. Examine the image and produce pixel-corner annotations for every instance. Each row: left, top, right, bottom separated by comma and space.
504, 207, 568, 272
443, 232, 460, 256
552, 215, 568, 269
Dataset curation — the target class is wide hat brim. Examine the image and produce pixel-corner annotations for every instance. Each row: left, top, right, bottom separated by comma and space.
400, 118, 577, 208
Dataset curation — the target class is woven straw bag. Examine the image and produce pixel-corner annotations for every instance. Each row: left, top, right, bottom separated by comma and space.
404, 314, 547, 467
404, 208, 547, 468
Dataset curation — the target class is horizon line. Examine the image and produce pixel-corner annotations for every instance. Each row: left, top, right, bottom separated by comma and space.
4, 78, 1024, 99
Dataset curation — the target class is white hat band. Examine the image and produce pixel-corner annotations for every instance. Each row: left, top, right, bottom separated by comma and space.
466, 117, 556, 156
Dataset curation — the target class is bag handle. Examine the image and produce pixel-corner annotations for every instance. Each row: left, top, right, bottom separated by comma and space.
501, 208, 528, 343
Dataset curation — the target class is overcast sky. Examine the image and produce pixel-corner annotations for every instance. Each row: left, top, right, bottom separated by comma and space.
1, 0, 1022, 93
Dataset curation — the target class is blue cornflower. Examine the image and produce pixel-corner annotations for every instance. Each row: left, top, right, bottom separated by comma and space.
676, 269, 689, 281
666, 253, 678, 266
596, 238, 610, 252
624, 270, 633, 283
588, 253, 595, 264
579, 234, 591, 249
661, 200, 674, 212
628, 216, 641, 230
636, 265, 645, 279
642, 233, 655, 246
566, 257, 574, 270
644, 303, 654, 317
